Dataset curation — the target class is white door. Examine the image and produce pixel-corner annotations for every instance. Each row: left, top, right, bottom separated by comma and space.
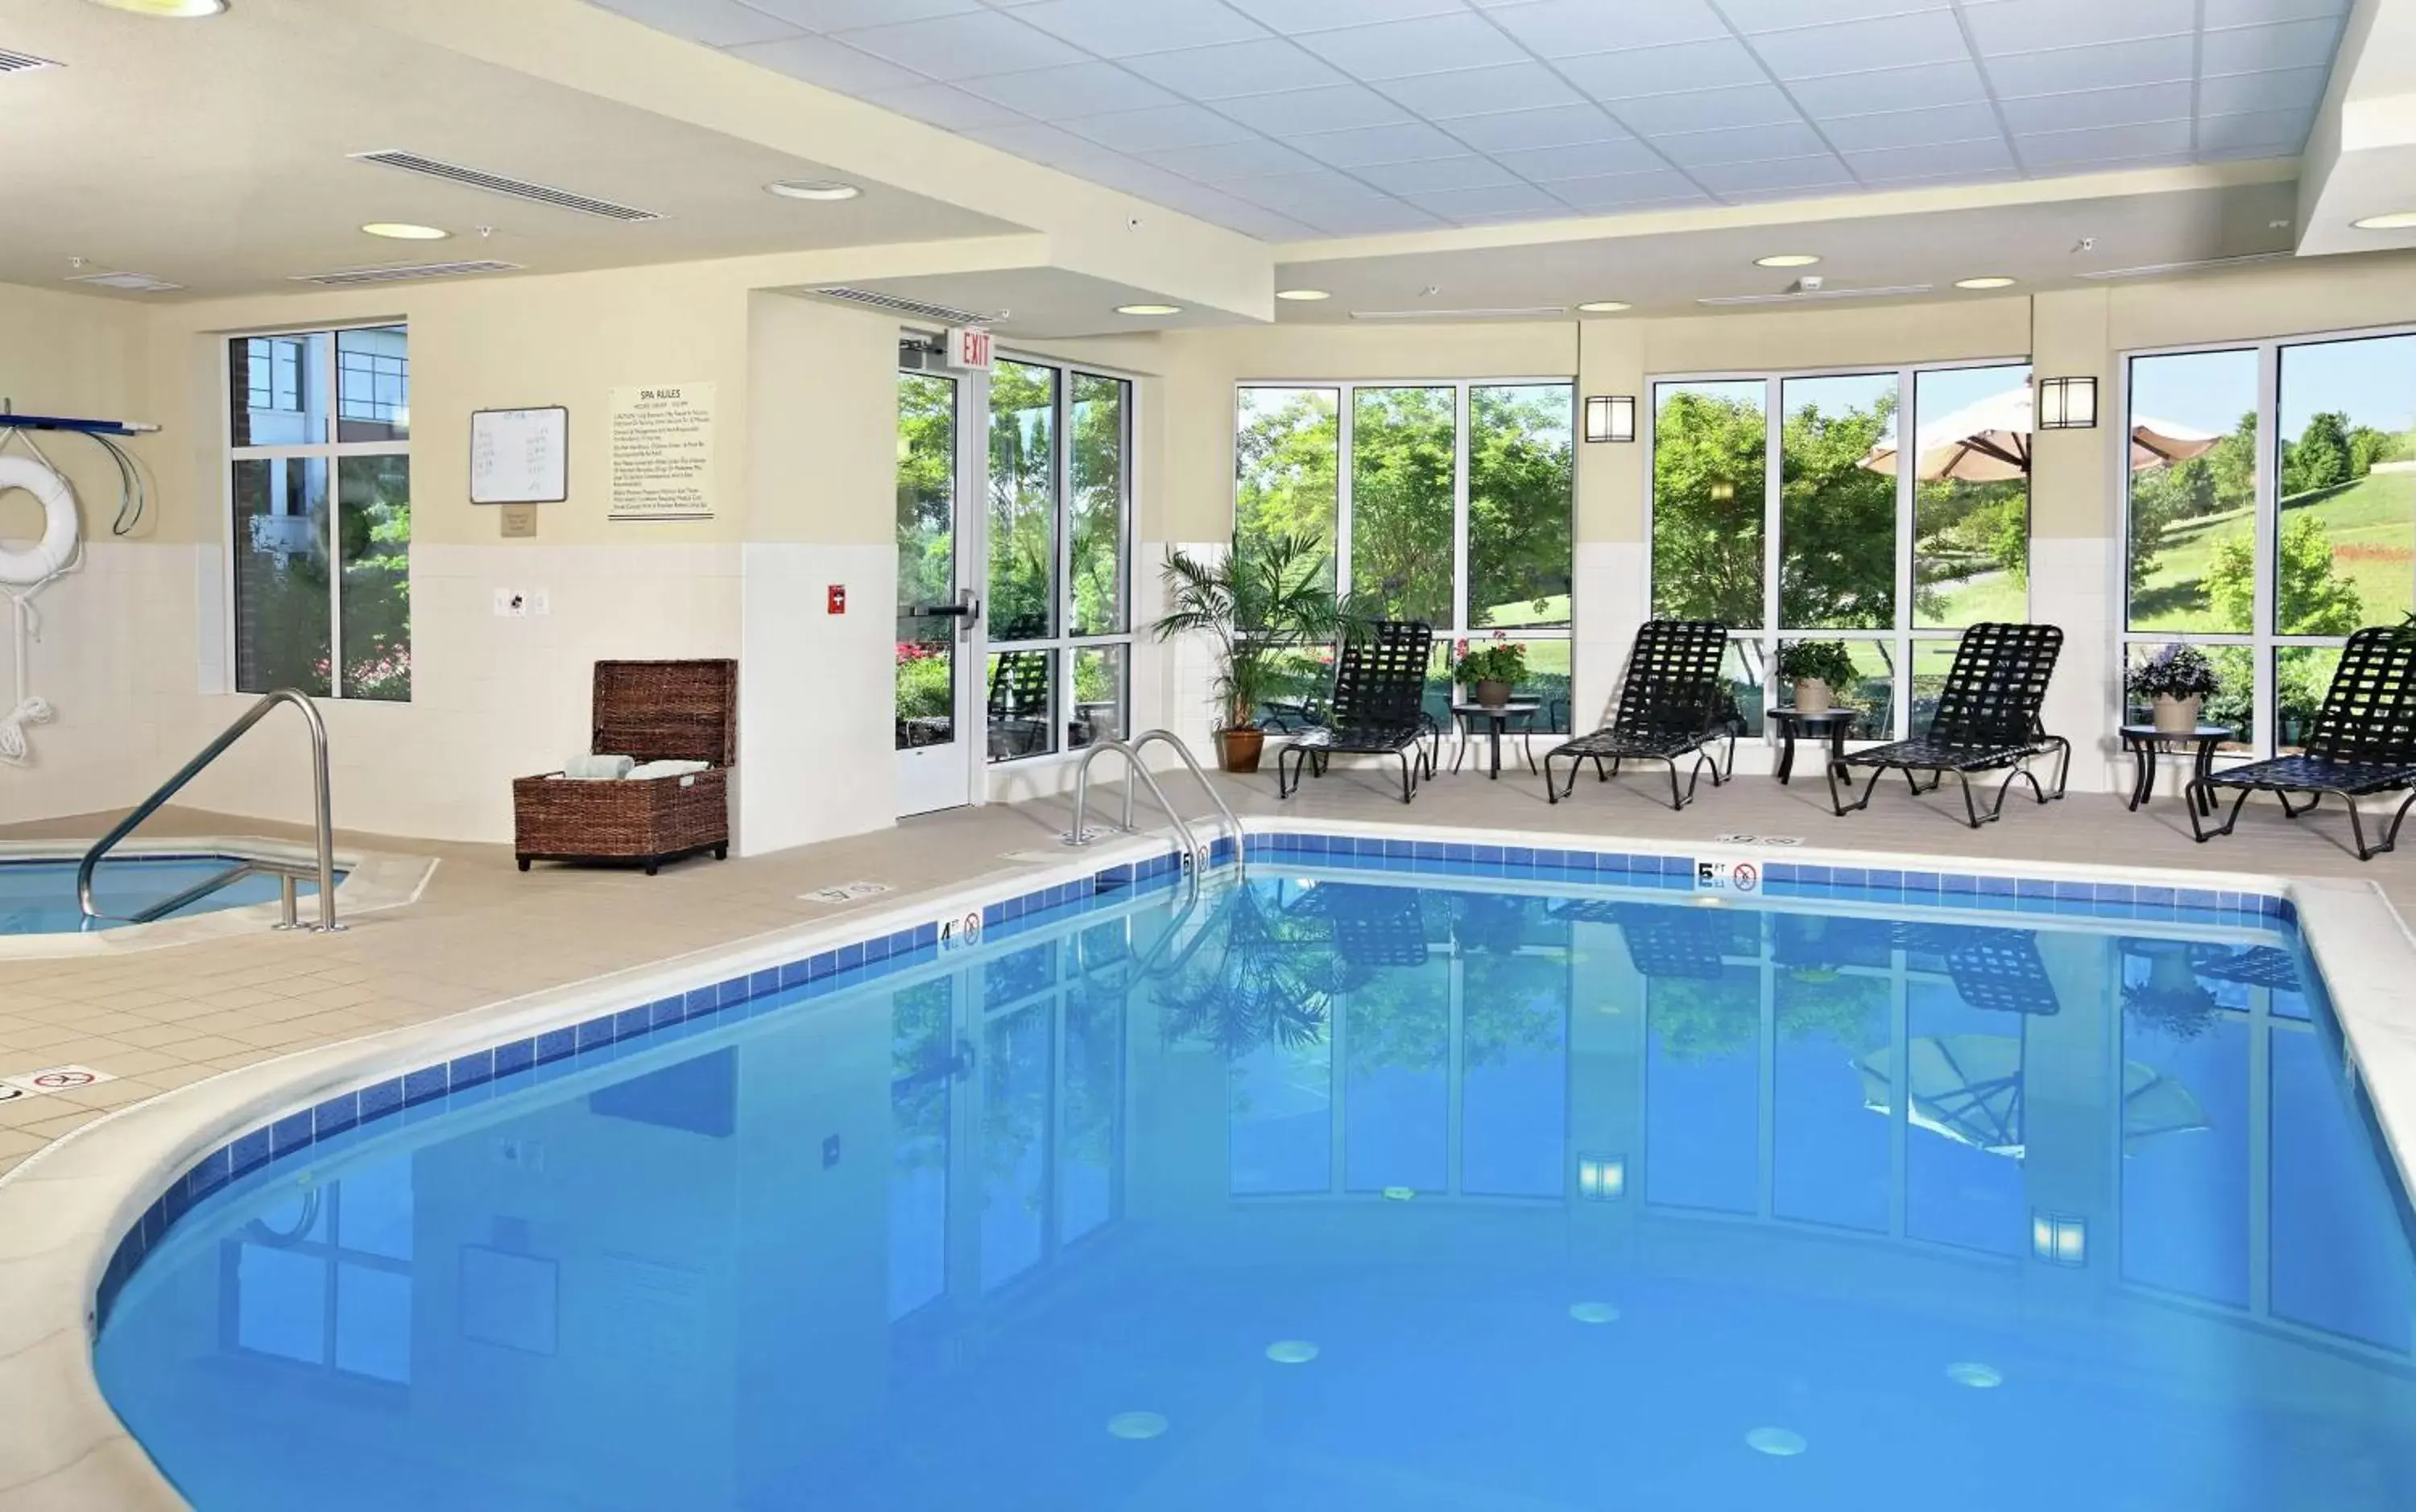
896, 367, 983, 816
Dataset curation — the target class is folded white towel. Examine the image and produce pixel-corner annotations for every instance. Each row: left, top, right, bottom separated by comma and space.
563, 754, 635, 781
627, 759, 711, 781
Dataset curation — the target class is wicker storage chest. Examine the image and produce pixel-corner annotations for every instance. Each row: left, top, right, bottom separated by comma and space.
513, 659, 736, 874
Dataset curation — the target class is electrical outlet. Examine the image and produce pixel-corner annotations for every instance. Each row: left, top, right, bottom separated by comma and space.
527, 588, 551, 617
494, 589, 527, 618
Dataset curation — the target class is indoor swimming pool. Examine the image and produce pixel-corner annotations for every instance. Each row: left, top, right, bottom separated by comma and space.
90, 845, 2416, 1511
0, 855, 328, 934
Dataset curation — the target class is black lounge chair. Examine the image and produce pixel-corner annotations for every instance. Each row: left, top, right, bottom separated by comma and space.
2186, 625, 2416, 861
1277, 620, 1437, 804
987, 648, 1052, 758
1542, 619, 1734, 810
1829, 622, 2069, 828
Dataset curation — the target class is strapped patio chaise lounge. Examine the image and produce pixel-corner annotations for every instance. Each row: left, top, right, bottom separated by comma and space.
2184, 624, 2416, 861
1542, 619, 1734, 810
1827, 622, 2070, 828
1277, 620, 1438, 804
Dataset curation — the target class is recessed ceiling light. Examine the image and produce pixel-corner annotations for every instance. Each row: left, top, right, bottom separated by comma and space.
1116, 304, 1181, 316
1954, 275, 2017, 290
361, 223, 449, 242
2352, 211, 2416, 230
1577, 300, 1632, 313
87, 0, 225, 14
1275, 288, 1329, 301
1755, 254, 1821, 268
767, 180, 861, 202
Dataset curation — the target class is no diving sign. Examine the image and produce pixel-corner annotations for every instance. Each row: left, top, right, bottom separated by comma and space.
0, 1064, 116, 1099
1695, 859, 1761, 894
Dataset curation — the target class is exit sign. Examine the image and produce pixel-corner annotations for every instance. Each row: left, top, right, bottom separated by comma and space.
946, 327, 993, 371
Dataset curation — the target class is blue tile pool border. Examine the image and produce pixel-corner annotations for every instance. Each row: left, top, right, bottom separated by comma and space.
93, 825, 2298, 1326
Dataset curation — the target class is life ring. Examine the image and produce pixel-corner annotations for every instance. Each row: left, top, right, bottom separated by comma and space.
0, 455, 78, 586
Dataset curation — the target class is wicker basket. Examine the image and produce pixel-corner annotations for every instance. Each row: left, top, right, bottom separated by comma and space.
513, 659, 736, 875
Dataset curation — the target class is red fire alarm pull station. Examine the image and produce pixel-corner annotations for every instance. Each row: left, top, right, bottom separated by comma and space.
827, 585, 846, 614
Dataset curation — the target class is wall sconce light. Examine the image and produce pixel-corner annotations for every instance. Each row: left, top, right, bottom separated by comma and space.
2031, 1212, 2087, 1266
1577, 1154, 1626, 1201
1583, 395, 1636, 444
2035, 375, 2098, 430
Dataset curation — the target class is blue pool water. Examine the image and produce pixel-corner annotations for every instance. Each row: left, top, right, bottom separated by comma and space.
93, 859, 2416, 1510
0, 856, 326, 934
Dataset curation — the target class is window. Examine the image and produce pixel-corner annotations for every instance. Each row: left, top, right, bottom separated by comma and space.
228, 325, 411, 701
222, 1155, 414, 1384
1234, 380, 1574, 731
987, 358, 1131, 761
1651, 361, 2031, 738
2123, 328, 2416, 754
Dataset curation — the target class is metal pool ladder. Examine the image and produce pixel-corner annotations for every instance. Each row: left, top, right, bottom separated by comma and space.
77, 688, 342, 932
1063, 729, 1243, 885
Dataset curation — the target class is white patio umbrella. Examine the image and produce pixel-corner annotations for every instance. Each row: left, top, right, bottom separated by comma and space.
1860, 386, 2223, 480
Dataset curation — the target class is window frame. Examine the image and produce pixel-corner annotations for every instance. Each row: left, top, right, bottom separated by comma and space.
984, 349, 1137, 766
2116, 320, 2416, 758
1234, 375, 1578, 719
1645, 356, 2033, 742
220, 321, 412, 704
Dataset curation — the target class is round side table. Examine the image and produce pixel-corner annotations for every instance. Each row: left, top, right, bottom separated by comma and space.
1449, 700, 1543, 780
1769, 707, 1858, 785
2119, 724, 2232, 814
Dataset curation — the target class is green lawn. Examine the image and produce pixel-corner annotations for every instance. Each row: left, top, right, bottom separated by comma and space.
2132, 471, 2414, 632
1926, 568, 2027, 627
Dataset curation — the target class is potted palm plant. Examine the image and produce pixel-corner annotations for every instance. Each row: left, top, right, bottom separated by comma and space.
1154, 533, 1357, 775
1778, 640, 1858, 715
1453, 634, 1527, 708
2127, 643, 2218, 736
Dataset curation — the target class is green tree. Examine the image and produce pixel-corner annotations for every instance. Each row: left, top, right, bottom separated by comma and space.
1651, 389, 1766, 625
1235, 389, 1339, 590
2207, 514, 2364, 635
1348, 387, 1456, 624
988, 361, 1057, 640
1468, 386, 1574, 625
1777, 390, 1897, 628
2208, 411, 2258, 515
2282, 410, 2354, 495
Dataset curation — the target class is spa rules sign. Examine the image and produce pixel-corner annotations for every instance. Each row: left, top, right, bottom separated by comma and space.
610, 382, 716, 521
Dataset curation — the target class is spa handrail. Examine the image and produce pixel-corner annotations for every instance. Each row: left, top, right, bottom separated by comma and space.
77, 688, 340, 932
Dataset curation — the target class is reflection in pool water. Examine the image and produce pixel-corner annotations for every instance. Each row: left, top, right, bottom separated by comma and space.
96, 873, 2416, 1510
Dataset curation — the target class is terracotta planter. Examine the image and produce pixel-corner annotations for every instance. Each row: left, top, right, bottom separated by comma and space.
1793, 678, 1833, 714
1218, 726, 1264, 774
2153, 694, 2201, 736
1473, 679, 1512, 708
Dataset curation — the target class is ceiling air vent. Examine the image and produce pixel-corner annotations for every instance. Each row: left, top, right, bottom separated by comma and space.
347, 150, 663, 222
291, 259, 523, 287
809, 287, 999, 325
2076, 251, 2294, 281
1349, 305, 1567, 321
68, 271, 183, 293
1697, 283, 1933, 307
0, 48, 60, 75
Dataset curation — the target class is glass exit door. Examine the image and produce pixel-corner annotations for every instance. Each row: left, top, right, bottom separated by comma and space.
896, 368, 982, 816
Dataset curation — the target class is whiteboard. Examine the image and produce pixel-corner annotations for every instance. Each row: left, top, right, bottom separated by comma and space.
470, 407, 568, 505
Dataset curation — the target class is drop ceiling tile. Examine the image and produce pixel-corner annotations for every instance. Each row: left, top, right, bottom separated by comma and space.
1746, 11, 1974, 81
1690, 154, 1860, 196
1609, 85, 1806, 137
2202, 0, 2348, 24
1840, 135, 2018, 179
2200, 17, 2345, 76
1223, 0, 1467, 34
1959, 0, 2196, 53
958, 60, 1182, 116
1007, 0, 1269, 58
1788, 60, 1991, 115
1816, 102, 2002, 152
1999, 80, 2195, 134
1558, 38, 1770, 100
1356, 155, 1524, 193
836, 9, 1086, 79
1491, 137, 1669, 182
1291, 122, 1469, 169
1380, 63, 1586, 119
1123, 39, 1349, 99
1293, 14, 1529, 79
961, 119, 1113, 165
1654, 120, 1831, 167
1300, 201, 1451, 235
743, 0, 979, 28
2196, 66, 2329, 115
1860, 166, 2022, 189
862, 81, 1029, 127
1143, 136, 1324, 182
1219, 169, 1416, 218
1057, 103, 1261, 153
1715, 0, 1951, 29
1485, 0, 1731, 57
1130, 174, 1327, 236
1984, 35, 2195, 97
1545, 169, 1713, 211
1402, 182, 1568, 221
1446, 102, 1631, 152
1217, 85, 1414, 134
2014, 117, 2195, 166
597, 0, 803, 47
723, 33, 932, 90
2195, 105, 2318, 152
